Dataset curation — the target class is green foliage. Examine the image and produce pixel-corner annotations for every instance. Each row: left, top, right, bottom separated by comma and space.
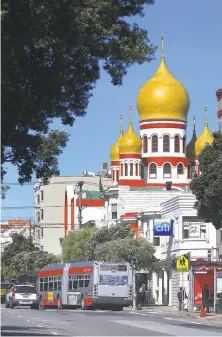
0, 184, 10, 199
1, 234, 36, 267
2, 0, 156, 184
94, 237, 156, 271
62, 227, 97, 263
85, 223, 134, 260
190, 131, 222, 230
4, 251, 60, 279
62, 223, 156, 271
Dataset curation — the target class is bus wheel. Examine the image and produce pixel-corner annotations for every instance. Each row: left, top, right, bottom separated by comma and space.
57, 298, 62, 309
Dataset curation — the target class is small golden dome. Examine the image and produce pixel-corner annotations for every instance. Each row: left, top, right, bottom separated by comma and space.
195, 106, 214, 155
119, 105, 142, 154
186, 114, 197, 161
110, 113, 124, 161
137, 33, 190, 121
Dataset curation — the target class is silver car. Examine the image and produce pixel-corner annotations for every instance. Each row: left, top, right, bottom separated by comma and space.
5, 284, 39, 309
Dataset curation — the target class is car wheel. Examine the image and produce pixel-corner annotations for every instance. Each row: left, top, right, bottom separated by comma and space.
81, 298, 86, 310
9, 299, 14, 309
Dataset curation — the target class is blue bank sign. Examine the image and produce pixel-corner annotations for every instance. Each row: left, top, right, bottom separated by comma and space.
153, 219, 174, 236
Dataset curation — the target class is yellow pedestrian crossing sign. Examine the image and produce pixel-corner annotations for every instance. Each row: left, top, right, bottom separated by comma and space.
176, 255, 189, 272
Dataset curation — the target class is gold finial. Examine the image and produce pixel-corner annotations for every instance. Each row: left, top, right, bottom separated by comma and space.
129, 104, 132, 126
120, 113, 123, 135
204, 105, 208, 125
193, 113, 196, 133
161, 32, 164, 59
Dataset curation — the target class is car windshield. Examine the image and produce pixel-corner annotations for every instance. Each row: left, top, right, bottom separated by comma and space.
1, 283, 13, 289
15, 286, 36, 293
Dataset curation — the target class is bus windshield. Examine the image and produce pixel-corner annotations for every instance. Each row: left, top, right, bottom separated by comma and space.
99, 275, 128, 286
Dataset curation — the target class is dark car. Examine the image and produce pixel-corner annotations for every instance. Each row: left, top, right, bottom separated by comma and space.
0, 283, 14, 303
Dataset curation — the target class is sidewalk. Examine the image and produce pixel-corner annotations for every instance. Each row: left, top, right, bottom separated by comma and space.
125, 305, 222, 327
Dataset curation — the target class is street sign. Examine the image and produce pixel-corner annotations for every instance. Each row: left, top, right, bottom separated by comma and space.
176, 255, 189, 272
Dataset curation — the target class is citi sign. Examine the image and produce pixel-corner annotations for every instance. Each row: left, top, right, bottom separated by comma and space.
153, 219, 174, 236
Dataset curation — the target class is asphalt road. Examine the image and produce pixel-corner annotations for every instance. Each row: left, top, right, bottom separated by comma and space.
1, 307, 222, 336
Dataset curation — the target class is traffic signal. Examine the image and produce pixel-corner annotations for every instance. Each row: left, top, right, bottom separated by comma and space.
131, 257, 137, 268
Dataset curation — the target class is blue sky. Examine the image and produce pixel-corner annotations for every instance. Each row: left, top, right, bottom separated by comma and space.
2, 0, 222, 221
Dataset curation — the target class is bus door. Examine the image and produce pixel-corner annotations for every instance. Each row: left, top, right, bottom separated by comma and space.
97, 263, 130, 298
61, 263, 70, 305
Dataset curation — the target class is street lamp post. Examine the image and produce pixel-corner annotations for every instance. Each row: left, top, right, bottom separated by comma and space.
132, 257, 137, 310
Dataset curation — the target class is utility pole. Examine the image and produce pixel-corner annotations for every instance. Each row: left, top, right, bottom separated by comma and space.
77, 181, 84, 230
132, 257, 137, 310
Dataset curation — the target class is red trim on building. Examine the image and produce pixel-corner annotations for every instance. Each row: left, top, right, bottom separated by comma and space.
120, 212, 138, 218
216, 89, 222, 101
76, 199, 104, 207
64, 191, 68, 237
140, 118, 186, 123
130, 223, 139, 239
120, 153, 141, 159
38, 269, 64, 277
119, 180, 187, 187
142, 157, 188, 166
68, 266, 93, 274
71, 198, 75, 230
111, 160, 120, 166
217, 109, 222, 118
140, 123, 186, 130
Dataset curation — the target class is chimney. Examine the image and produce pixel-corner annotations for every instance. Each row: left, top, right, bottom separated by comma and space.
103, 162, 108, 170
166, 181, 172, 191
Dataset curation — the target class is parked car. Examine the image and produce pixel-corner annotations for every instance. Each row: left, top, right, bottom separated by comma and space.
0, 283, 14, 303
5, 284, 39, 309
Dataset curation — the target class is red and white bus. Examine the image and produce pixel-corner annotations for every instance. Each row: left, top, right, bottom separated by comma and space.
37, 261, 133, 311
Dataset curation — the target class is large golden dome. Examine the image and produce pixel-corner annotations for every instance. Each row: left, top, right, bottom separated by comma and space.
110, 113, 124, 161
119, 105, 142, 154
137, 33, 190, 121
195, 106, 213, 155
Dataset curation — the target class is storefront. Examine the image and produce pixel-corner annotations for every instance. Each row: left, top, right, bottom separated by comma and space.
188, 261, 222, 312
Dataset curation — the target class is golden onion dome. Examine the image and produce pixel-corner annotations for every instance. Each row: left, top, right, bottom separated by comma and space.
119, 105, 142, 154
137, 33, 190, 121
186, 114, 197, 161
110, 113, 124, 161
195, 105, 214, 156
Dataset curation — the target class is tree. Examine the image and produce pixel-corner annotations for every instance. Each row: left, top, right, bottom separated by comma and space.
85, 223, 134, 260
62, 227, 97, 263
94, 237, 156, 271
190, 131, 222, 230
3, 251, 60, 279
2, 0, 156, 185
1, 234, 36, 267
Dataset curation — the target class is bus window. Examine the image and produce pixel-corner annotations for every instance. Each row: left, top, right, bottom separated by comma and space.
84, 280, 90, 287
40, 283, 44, 291
58, 278, 61, 291
43, 282, 48, 291
69, 281, 72, 291
54, 281, 58, 291
79, 280, 84, 288
49, 281, 53, 291
73, 281, 78, 289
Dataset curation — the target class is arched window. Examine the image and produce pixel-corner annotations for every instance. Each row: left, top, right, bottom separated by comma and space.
125, 163, 128, 176
130, 163, 134, 176
183, 137, 186, 153
163, 163, 171, 178
174, 135, 180, 153
163, 135, 170, 152
177, 163, 183, 175
136, 163, 138, 176
116, 170, 119, 181
141, 165, 144, 179
152, 135, 158, 152
149, 163, 157, 178
143, 136, 148, 153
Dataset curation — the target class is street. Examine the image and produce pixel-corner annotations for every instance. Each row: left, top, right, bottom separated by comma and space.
1, 307, 222, 336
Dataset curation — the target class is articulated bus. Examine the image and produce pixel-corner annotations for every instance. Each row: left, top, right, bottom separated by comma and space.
37, 261, 133, 311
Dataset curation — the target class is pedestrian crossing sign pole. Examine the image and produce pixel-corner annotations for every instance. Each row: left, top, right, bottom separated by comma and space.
176, 255, 189, 311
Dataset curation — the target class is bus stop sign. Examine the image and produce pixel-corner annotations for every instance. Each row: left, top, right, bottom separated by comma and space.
176, 255, 189, 272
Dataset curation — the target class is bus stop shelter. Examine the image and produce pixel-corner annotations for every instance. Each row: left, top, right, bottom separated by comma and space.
188, 261, 222, 313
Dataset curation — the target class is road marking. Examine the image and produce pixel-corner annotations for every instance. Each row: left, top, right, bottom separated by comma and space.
164, 317, 174, 320
51, 332, 58, 335
27, 320, 31, 322
46, 309, 56, 312
37, 325, 43, 328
